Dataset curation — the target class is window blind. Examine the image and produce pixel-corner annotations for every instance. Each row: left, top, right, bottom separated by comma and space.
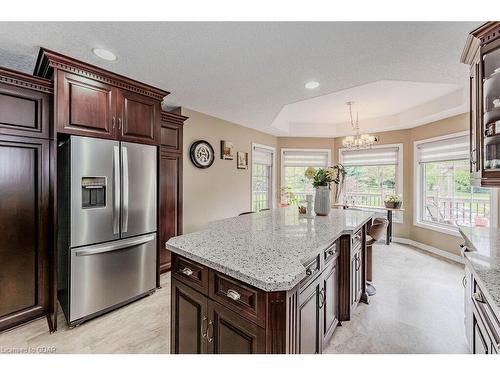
341, 147, 399, 166
282, 150, 330, 167
252, 146, 274, 166
416, 135, 469, 163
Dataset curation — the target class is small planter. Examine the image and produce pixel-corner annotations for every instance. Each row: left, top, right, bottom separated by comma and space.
384, 201, 402, 209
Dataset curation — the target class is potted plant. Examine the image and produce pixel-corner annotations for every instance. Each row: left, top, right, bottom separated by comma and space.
304, 165, 346, 216
384, 194, 402, 209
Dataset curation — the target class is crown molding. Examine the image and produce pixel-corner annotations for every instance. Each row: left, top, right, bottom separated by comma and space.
34, 48, 169, 101
0, 66, 53, 94
461, 21, 500, 64
161, 110, 189, 125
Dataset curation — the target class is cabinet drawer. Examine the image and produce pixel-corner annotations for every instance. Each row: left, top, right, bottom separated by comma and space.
172, 255, 209, 294
324, 242, 338, 265
299, 254, 321, 291
209, 271, 266, 327
472, 280, 500, 351
352, 229, 362, 249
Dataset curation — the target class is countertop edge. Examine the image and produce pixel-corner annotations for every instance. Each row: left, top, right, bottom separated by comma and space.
459, 227, 500, 319
166, 213, 373, 292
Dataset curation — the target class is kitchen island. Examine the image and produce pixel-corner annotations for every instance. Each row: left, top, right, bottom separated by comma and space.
459, 227, 500, 354
166, 207, 374, 354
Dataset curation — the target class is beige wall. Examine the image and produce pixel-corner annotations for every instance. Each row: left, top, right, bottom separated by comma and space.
182, 108, 277, 233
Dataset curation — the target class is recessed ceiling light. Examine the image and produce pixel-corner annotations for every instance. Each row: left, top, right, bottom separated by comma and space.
92, 48, 117, 61
305, 81, 320, 89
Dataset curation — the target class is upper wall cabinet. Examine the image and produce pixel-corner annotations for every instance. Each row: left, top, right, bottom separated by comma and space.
34, 48, 168, 145
0, 67, 52, 139
462, 22, 500, 186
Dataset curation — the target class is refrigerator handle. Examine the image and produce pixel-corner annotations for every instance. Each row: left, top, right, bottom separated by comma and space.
74, 233, 156, 256
113, 145, 120, 235
122, 145, 129, 233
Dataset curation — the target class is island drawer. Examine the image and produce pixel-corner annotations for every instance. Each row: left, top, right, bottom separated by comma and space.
209, 271, 266, 327
299, 254, 321, 291
352, 229, 362, 251
324, 242, 338, 265
172, 254, 209, 294
472, 279, 500, 351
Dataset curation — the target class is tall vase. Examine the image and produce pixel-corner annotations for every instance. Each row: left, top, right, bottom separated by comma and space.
314, 186, 331, 216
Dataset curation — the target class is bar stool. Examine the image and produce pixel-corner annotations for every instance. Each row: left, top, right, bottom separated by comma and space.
366, 217, 389, 296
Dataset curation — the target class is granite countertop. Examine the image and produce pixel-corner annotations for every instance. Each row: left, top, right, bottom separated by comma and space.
166, 207, 374, 292
459, 226, 500, 316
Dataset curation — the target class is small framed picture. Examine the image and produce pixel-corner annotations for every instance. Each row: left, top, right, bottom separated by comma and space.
237, 151, 248, 169
220, 140, 234, 160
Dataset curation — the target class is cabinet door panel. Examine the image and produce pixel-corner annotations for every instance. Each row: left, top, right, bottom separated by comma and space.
208, 300, 265, 354
159, 150, 181, 273
57, 71, 114, 138
118, 89, 159, 145
171, 278, 208, 354
0, 137, 49, 331
297, 277, 321, 354
323, 259, 338, 343
0, 82, 50, 139
473, 314, 490, 354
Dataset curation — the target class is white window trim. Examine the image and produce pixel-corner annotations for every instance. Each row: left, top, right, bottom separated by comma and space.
280, 148, 332, 202
413, 131, 497, 237
338, 143, 404, 224
251, 143, 276, 210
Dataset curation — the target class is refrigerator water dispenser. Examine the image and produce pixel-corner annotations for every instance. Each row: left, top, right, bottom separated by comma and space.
81, 177, 106, 208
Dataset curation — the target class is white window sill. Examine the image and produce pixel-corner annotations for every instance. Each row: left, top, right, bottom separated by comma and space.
413, 220, 462, 237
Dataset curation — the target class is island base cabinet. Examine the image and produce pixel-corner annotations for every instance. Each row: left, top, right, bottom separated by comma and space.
297, 276, 322, 354
208, 301, 266, 354
171, 277, 266, 354
171, 278, 208, 354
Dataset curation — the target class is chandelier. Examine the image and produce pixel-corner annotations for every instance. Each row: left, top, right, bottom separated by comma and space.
342, 101, 376, 150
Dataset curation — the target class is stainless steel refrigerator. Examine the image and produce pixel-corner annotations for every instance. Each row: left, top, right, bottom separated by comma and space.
57, 136, 157, 326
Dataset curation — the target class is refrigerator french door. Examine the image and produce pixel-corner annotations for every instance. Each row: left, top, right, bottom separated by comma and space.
58, 136, 157, 325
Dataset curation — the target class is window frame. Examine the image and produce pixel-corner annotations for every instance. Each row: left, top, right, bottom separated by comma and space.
251, 143, 276, 211
339, 143, 404, 224
280, 148, 332, 204
413, 131, 498, 237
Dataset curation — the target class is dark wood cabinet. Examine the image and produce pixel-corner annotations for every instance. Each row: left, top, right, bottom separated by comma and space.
350, 246, 363, 312
117, 89, 159, 145
158, 111, 187, 274
322, 257, 339, 345
208, 300, 266, 354
171, 278, 208, 354
0, 67, 55, 333
297, 275, 322, 354
35, 48, 168, 145
0, 68, 52, 139
56, 70, 115, 139
462, 22, 500, 186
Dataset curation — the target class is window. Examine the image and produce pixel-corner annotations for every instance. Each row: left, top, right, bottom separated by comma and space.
415, 133, 495, 234
281, 149, 330, 205
340, 145, 403, 221
251, 144, 275, 212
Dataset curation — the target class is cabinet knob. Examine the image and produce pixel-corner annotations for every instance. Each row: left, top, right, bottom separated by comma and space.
306, 269, 312, 276
226, 289, 241, 301
181, 267, 193, 276
328, 249, 334, 255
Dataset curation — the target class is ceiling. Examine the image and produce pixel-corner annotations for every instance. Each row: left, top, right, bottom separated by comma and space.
0, 22, 480, 136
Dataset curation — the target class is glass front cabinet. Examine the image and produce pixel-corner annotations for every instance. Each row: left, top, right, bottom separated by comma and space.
463, 22, 500, 186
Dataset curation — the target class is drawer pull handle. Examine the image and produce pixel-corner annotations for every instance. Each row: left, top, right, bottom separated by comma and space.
181, 267, 193, 276
306, 269, 312, 276
462, 276, 467, 288
226, 289, 241, 301
473, 292, 486, 304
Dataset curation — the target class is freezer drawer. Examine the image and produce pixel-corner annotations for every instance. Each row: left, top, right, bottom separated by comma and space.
69, 233, 157, 322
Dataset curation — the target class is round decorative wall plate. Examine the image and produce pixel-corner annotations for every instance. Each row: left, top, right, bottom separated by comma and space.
190, 140, 215, 169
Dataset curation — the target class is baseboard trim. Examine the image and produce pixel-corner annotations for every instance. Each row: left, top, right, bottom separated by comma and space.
392, 237, 464, 264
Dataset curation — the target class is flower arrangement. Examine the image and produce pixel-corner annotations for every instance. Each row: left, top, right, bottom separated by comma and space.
384, 194, 402, 209
304, 165, 346, 189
